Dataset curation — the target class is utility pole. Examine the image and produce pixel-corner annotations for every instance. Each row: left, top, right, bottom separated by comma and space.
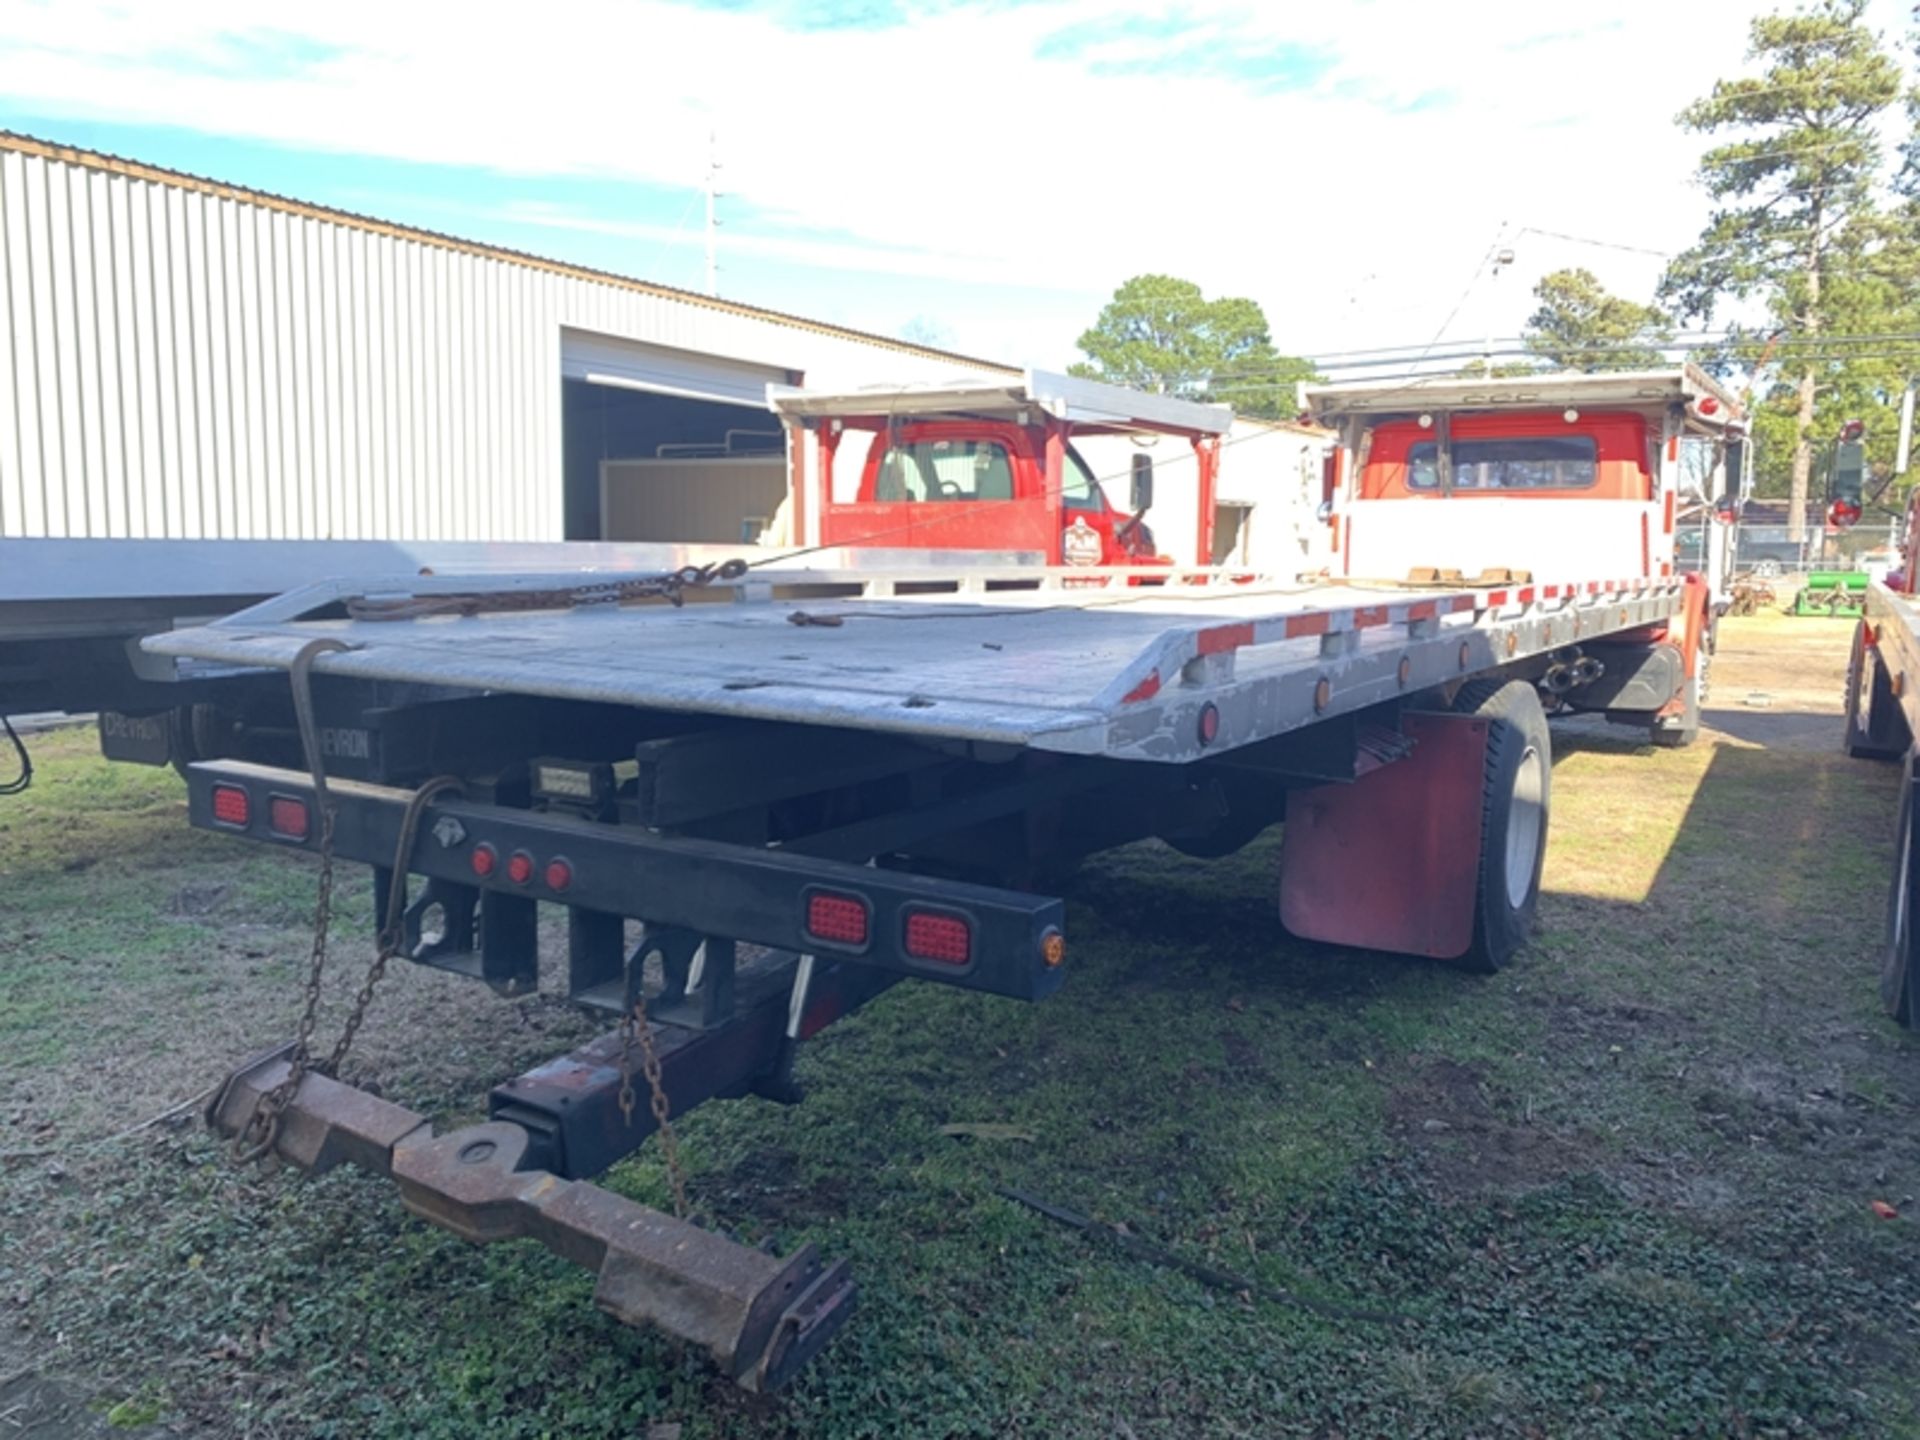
1483, 243, 1515, 371
704, 129, 722, 298
1898, 384, 1915, 478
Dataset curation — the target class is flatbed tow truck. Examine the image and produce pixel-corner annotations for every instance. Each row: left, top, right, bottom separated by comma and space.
1843, 488, 1920, 1028
136, 366, 1743, 1389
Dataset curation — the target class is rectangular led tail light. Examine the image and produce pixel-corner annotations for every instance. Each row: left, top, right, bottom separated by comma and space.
805, 891, 870, 948
903, 909, 971, 966
209, 783, 250, 828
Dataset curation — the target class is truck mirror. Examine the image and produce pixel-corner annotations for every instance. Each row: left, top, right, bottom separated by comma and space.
1724, 437, 1746, 496
1129, 453, 1154, 514
1831, 438, 1866, 507
1828, 435, 1867, 528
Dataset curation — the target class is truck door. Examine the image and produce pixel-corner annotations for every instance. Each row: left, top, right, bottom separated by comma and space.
1057, 443, 1151, 567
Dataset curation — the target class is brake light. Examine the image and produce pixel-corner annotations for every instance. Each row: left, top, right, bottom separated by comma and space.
210, 783, 250, 828
470, 843, 498, 879
506, 850, 535, 886
904, 910, 971, 965
544, 858, 573, 892
268, 795, 310, 841
805, 891, 869, 947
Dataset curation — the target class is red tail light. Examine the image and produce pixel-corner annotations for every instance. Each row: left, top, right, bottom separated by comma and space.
506, 850, 535, 886
805, 891, 869, 947
470, 843, 498, 879
544, 858, 573, 892
210, 783, 250, 828
268, 795, 310, 841
904, 910, 971, 965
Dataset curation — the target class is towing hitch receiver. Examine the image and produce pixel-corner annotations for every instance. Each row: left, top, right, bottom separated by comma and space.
207, 1046, 853, 1391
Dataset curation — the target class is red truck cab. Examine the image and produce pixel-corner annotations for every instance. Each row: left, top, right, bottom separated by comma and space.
768, 370, 1230, 569
826, 418, 1156, 567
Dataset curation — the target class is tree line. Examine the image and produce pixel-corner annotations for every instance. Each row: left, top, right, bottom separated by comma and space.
1068, 0, 1920, 529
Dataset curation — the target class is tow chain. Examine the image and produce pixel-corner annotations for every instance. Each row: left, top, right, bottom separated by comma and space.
345, 558, 751, 623
232, 637, 463, 1165
616, 949, 690, 1220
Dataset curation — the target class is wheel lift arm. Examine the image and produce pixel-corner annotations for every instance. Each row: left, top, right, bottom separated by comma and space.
207, 1043, 852, 1392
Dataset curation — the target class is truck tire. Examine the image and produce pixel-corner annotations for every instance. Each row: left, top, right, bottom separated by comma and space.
1649, 669, 1702, 749
1452, 678, 1550, 973
1845, 621, 1911, 761
1882, 757, 1919, 1028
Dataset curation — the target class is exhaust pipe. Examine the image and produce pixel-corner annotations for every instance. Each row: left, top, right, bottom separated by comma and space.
1571, 657, 1605, 685
1543, 663, 1577, 694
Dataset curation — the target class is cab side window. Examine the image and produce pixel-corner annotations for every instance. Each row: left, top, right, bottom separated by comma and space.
1061, 446, 1104, 511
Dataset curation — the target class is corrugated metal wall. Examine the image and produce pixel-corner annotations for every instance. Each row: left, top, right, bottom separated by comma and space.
0, 140, 992, 541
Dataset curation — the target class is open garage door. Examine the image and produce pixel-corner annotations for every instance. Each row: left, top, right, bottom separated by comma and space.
561, 329, 793, 540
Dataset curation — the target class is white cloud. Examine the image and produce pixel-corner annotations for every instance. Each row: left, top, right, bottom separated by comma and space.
1, 0, 1911, 365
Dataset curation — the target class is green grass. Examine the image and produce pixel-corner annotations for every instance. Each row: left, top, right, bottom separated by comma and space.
3, 618, 1920, 1437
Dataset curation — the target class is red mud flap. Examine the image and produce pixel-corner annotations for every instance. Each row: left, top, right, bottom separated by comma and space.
1279, 711, 1488, 960
206, 1046, 853, 1391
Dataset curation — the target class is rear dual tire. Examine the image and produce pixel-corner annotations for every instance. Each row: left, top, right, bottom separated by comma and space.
1452, 679, 1551, 974
1883, 757, 1919, 1028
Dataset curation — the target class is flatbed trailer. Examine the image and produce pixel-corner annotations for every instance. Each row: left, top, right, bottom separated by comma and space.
1845, 577, 1920, 1027
0, 537, 1030, 772
146, 549, 1698, 1388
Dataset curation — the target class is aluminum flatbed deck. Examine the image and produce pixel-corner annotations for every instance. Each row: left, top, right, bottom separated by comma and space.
148, 564, 1687, 764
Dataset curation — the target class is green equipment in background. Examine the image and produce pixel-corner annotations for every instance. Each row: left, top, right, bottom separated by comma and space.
1793, 570, 1870, 617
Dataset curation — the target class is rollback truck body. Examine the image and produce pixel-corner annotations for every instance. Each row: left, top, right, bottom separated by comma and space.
1842, 480, 1920, 1029
141, 366, 1740, 1388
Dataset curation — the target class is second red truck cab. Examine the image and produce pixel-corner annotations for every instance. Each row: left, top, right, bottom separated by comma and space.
768, 370, 1230, 569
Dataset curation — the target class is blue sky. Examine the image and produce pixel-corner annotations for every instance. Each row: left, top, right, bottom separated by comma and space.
1, 0, 1910, 371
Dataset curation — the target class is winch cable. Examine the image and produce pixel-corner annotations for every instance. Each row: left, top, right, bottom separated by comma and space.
0, 716, 30, 797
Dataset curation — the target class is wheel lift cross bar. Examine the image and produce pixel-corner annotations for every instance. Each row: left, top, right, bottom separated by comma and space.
206, 1037, 857, 1391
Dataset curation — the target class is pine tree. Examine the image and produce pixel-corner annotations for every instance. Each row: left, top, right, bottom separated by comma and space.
1523, 269, 1672, 372
1071, 275, 1317, 419
1660, 0, 1904, 536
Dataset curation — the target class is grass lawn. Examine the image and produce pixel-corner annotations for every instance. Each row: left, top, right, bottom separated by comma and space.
2, 610, 1917, 1438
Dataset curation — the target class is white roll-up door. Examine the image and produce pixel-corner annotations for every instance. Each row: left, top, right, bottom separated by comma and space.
561, 328, 791, 407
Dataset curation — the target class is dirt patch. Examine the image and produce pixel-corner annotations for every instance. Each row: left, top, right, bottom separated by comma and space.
691, 1145, 852, 1229
167, 885, 228, 918
0, 1370, 176, 1439
1388, 1057, 1605, 1198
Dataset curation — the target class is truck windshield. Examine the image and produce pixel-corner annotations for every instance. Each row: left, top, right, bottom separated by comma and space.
1408, 435, 1597, 492
874, 440, 1014, 502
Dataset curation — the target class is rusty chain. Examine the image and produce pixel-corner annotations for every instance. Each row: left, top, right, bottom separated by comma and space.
232, 636, 463, 1165
346, 557, 751, 623
232, 775, 463, 1165
617, 949, 690, 1220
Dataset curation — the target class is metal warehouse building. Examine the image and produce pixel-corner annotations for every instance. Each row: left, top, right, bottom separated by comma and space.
0, 132, 1007, 548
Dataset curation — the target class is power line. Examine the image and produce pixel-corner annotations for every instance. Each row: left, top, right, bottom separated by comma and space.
1512, 225, 1674, 259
